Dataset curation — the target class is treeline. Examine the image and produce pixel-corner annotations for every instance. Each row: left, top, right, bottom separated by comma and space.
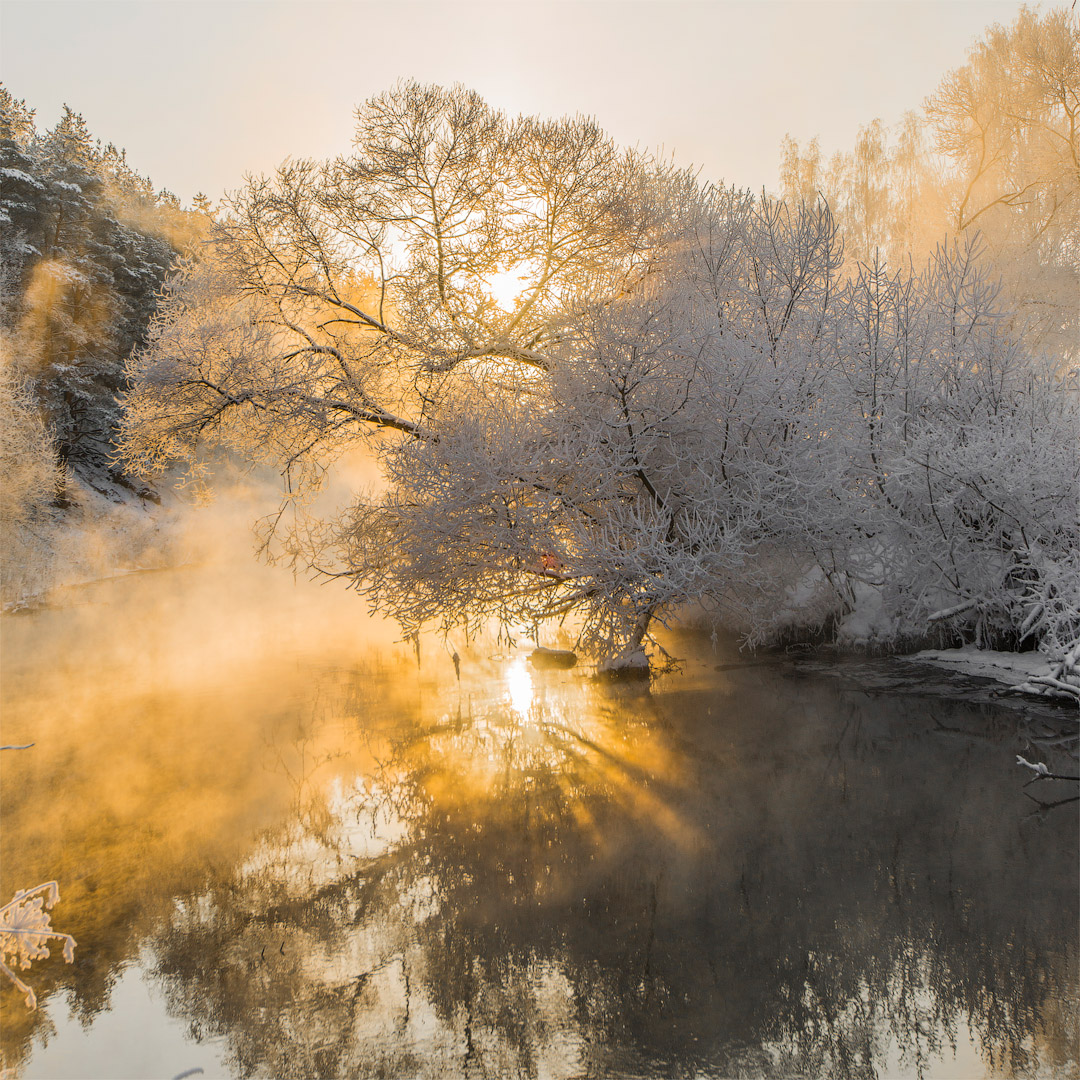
0, 88, 206, 603
117, 80, 1078, 686
780, 5, 1078, 357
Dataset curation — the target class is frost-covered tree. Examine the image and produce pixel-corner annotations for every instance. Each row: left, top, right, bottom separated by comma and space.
0, 364, 60, 604
761, 235, 1079, 684
120, 85, 847, 663
927, 5, 1080, 354
780, 6, 1079, 354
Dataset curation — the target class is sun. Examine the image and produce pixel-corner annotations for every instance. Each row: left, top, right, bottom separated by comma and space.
486, 265, 532, 312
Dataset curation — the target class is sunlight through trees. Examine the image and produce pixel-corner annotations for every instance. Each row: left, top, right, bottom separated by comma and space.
117, 79, 1078, 677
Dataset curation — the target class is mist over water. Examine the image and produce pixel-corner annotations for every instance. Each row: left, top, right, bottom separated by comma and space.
1, 514, 1076, 1079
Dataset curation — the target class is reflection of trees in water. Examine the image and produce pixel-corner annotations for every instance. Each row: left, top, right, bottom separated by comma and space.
0, 668, 334, 1068
146, 664, 1078, 1080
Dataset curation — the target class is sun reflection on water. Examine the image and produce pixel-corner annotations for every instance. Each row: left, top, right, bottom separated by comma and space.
4, 607, 1076, 1080
505, 655, 534, 718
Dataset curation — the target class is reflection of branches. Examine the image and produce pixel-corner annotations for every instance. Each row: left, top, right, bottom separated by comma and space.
260, 684, 350, 838
1024, 792, 1080, 815
140, 662, 1078, 1080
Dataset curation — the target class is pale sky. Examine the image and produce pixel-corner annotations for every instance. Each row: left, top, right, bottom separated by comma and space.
2, 0, 1041, 205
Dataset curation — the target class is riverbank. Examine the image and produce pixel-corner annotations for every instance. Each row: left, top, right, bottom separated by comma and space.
903, 646, 1080, 704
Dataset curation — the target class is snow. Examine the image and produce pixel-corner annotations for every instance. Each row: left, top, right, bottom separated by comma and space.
836, 582, 895, 646
598, 649, 650, 674
901, 647, 1080, 705
1, 167, 44, 188
1016, 755, 1049, 777
903, 647, 1057, 687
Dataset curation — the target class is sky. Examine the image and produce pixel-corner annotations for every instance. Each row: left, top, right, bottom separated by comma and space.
2, 0, 1043, 206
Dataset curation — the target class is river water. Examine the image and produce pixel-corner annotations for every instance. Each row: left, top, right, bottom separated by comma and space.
1, 563, 1077, 1079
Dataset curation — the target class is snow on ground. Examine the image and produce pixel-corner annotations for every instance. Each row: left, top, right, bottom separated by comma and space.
902, 647, 1080, 706
904, 647, 1056, 687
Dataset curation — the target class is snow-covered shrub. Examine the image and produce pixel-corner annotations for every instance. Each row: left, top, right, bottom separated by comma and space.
0, 361, 60, 606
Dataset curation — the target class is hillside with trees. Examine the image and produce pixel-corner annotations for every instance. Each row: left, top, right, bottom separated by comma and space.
0, 88, 207, 603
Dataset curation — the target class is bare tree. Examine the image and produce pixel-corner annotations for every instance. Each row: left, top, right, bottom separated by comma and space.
120, 84, 732, 662
780, 6, 1079, 353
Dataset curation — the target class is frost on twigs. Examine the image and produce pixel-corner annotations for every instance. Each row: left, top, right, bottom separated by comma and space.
1015, 756, 1079, 784
0, 882, 77, 1009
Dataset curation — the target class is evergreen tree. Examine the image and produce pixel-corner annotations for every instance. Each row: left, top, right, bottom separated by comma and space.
0, 86, 205, 481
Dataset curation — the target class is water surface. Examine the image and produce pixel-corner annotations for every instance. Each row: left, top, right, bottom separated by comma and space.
1, 567, 1077, 1079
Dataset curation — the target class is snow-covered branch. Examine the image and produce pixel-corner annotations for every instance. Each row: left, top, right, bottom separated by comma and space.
0, 882, 77, 1009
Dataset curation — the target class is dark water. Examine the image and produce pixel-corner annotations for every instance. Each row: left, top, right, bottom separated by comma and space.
1, 569, 1077, 1079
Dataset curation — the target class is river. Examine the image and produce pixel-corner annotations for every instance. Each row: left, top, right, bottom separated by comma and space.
1, 562, 1077, 1079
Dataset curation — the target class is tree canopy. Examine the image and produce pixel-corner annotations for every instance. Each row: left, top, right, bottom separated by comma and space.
0, 87, 205, 479
780, 5, 1079, 355
0, 88, 209, 606
120, 81, 1078, 675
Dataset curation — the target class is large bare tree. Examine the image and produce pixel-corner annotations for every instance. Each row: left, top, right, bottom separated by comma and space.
120, 84, 764, 663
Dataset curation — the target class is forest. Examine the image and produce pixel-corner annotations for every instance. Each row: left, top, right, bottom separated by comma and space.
3, 7, 1076, 688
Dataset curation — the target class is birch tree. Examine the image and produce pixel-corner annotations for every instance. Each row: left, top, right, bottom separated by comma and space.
780, 6, 1079, 353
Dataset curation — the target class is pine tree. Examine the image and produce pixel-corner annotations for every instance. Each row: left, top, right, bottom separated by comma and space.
0, 89, 205, 479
